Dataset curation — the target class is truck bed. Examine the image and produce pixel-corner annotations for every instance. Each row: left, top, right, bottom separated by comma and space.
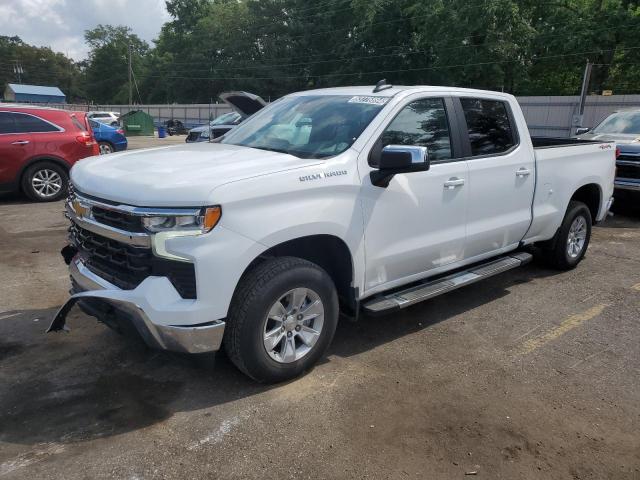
531, 137, 604, 148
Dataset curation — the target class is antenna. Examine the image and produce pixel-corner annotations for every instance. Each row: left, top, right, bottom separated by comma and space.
373, 79, 393, 93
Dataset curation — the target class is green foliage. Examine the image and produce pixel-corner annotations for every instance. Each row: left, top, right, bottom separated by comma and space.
83, 25, 149, 104
143, 0, 640, 102
0, 35, 85, 101
3, 0, 639, 104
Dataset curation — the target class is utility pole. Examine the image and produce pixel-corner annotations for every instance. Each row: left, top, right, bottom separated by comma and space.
128, 44, 133, 107
13, 61, 23, 83
574, 61, 593, 133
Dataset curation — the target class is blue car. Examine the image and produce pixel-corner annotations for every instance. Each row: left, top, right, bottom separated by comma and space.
90, 119, 128, 154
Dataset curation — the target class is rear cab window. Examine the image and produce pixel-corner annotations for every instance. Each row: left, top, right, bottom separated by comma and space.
459, 98, 517, 156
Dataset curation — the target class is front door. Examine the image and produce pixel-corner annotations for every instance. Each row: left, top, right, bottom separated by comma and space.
359, 96, 468, 295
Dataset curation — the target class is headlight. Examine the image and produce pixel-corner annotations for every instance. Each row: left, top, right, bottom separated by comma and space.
200, 130, 210, 138
142, 206, 221, 234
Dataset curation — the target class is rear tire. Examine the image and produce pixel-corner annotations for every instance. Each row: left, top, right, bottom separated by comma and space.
21, 161, 68, 202
224, 257, 339, 383
542, 200, 592, 270
98, 141, 114, 154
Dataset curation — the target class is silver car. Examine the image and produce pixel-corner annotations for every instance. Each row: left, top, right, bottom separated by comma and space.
576, 109, 640, 194
87, 111, 120, 127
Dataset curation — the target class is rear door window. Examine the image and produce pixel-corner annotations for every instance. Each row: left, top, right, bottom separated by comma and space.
0, 112, 17, 134
460, 98, 516, 156
13, 113, 60, 133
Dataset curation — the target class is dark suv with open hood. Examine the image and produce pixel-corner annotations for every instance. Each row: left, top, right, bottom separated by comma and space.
186, 91, 266, 143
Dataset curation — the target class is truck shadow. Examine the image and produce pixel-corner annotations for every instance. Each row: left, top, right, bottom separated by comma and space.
0, 262, 559, 447
604, 200, 640, 226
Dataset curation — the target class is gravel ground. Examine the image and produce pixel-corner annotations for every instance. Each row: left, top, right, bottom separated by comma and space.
0, 168, 639, 479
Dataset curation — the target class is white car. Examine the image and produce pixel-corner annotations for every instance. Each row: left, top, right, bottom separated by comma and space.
51, 84, 615, 383
87, 111, 120, 127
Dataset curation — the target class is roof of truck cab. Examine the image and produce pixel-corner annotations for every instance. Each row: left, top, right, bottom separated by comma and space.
290, 85, 514, 98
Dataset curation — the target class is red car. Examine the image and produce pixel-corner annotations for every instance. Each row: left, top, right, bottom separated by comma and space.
0, 105, 99, 202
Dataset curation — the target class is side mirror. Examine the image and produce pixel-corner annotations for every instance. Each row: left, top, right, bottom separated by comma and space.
370, 145, 429, 187
575, 127, 590, 135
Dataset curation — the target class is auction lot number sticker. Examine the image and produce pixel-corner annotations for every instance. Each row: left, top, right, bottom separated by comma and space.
348, 96, 390, 105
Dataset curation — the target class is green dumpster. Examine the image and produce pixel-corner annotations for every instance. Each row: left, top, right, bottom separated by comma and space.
120, 110, 155, 136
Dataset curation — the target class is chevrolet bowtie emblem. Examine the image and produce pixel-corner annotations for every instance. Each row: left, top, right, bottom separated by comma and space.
72, 199, 90, 218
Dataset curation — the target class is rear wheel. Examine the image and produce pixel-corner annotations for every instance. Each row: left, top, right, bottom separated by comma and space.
21, 162, 68, 202
99, 142, 114, 154
541, 200, 592, 270
224, 257, 339, 383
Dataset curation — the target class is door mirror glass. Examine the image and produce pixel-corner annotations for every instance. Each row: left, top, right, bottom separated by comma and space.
575, 127, 590, 135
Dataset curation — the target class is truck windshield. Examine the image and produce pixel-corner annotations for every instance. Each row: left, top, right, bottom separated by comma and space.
592, 111, 640, 135
220, 95, 387, 159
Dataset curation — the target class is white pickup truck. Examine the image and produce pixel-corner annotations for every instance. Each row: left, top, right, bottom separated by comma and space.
50, 85, 615, 382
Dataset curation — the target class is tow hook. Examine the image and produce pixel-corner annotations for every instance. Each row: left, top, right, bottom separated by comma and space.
61, 245, 77, 265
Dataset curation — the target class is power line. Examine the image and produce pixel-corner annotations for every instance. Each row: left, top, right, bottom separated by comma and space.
137, 46, 640, 82
160, 17, 640, 69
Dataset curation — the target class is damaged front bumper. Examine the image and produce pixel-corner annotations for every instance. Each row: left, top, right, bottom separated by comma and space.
48, 256, 226, 354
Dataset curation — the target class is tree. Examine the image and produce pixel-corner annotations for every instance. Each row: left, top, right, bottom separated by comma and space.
84, 25, 149, 104
0, 35, 85, 101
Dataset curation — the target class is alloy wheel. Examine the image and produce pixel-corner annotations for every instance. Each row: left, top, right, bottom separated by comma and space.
263, 288, 325, 363
31, 169, 62, 198
567, 215, 587, 259
99, 143, 113, 154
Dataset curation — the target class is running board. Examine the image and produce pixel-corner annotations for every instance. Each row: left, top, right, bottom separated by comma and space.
362, 252, 532, 315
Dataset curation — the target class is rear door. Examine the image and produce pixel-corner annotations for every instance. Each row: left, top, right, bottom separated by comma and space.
455, 96, 534, 259
0, 112, 34, 184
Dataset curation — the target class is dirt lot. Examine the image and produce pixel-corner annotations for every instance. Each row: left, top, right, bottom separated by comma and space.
0, 148, 639, 479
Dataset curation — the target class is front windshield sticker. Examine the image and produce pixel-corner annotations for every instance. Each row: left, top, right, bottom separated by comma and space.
348, 96, 390, 105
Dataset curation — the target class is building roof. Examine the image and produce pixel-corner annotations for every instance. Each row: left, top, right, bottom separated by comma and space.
6, 83, 65, 97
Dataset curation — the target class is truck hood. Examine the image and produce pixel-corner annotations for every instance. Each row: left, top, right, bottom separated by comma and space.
71, 142, 317, 206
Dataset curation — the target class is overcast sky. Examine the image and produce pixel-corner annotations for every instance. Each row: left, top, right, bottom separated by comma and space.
0, 0, 170, 60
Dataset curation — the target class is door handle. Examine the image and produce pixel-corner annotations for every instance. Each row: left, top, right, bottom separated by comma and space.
444, 177, 465, 189
516, 168, 531, 177
11, 140, 30, 145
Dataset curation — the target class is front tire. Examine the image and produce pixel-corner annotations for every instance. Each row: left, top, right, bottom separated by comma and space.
21, 162, 68, 202
224, 257, 339, 383
542, 200, 592, 270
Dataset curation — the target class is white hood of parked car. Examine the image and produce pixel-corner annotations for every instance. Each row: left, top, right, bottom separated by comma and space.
71, 142, 317, 206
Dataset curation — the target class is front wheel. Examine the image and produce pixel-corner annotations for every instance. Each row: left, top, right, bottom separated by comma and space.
542, 200, 592, 270
21, 162, 68, 202
224, 257, 339, 383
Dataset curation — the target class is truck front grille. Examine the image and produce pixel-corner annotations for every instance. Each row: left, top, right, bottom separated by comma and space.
70, 225, 197, 299
617, 161, 640, 180
91, 207, 145, 232
186, 131, 201, 142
